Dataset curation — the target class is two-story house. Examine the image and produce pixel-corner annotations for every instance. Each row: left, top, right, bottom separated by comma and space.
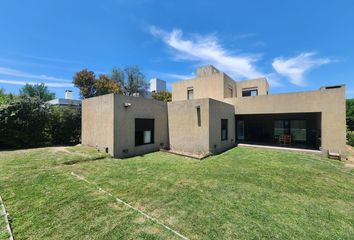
82, 65, 346, 159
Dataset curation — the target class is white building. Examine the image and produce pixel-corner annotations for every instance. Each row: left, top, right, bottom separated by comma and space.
149, 78, 166, 93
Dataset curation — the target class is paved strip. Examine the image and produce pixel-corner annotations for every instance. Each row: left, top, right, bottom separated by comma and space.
0, 195, 14, 240
238, 143, 322, 154
71, 172, 188, 240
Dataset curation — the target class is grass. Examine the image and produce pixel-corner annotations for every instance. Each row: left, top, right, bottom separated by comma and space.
1, 146, 354, 239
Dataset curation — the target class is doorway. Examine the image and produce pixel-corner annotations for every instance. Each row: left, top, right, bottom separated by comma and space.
237, 120, 245, 140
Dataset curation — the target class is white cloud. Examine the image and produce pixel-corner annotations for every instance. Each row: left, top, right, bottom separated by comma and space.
149, 26, 272, 82
272, 52, 331, 86
0, 79, 73, 88
0, 66, 70, 82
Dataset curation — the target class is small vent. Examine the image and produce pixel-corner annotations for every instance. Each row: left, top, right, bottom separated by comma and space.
123, 149, 129, 153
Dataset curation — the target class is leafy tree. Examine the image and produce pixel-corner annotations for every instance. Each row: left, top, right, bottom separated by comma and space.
73, 69, 121, 98
0, 88, 18, 105
152, 91, 172, 102
347, 98, 354, 131
48, 106, 81, 144
111, 66, 149, 97
19, 83, 55, 101
73, 69, 96, 98
0, 96, 50, 148
95, 74, 121, 96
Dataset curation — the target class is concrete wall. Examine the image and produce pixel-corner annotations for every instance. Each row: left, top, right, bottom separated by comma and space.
209, 99, 236, 154
168, 98, 235, 158
172, 68, 268, 101
82, 94, 115, 155
113, 94, 169, 158
172, 73, 225, 101
224, 86, 346, 156
167, 99, 211, 157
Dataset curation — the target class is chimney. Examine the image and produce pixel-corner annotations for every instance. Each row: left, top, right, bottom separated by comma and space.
65, 90, 73, 100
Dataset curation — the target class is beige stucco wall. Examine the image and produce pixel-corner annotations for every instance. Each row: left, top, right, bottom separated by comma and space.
172, 71, 268, 101
113, 94, 169, 158
224, 86, 346, 155
82, 94, 169, 158
81, 94, 115, 156
209, 99, 236, 153
172, 73, 226, 101
167, 99, 211, 157
168, 98, 235, 158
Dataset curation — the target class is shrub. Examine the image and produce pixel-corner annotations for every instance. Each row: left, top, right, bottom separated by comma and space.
347, 131, 354, 147
0, 96, 50, 148
48, 106, 81, 145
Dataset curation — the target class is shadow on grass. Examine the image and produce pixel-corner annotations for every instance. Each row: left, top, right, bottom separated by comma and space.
62, 156, 108, 165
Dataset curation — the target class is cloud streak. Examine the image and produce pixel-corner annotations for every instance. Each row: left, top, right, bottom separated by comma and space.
149, 26, 266, 81
0, 66, 71, 82
0, 79, 73, 88
272, 52, 331, 86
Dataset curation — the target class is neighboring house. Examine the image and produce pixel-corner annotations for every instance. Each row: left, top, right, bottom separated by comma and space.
47, 90, 81, 106
82, 65, 346, 159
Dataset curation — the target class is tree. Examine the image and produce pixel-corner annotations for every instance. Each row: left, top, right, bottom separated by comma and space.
73, 69, 121, 98
95, 74, 121, 96
19, 83, 55, 101
152, 91, 172, 102
0, 96, 50, 148
73, 69, 96, 98
347, 98, 354, 131
111, 66, 149, 97
48, 106, 81, 144
0, 88, 16, 105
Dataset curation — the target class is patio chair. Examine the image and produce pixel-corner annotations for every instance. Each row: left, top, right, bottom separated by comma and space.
279, 135, 292, 146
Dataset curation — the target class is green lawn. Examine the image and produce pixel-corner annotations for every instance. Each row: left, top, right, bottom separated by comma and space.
1, 146, 354, 239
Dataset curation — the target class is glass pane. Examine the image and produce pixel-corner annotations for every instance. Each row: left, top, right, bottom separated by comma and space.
291, 120, 306, 141
143, 131, 151, 144
187, 89, 193, 100
274, 120, 284, 136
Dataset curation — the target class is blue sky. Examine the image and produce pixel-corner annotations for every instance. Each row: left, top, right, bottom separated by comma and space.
0, 0, 353, 99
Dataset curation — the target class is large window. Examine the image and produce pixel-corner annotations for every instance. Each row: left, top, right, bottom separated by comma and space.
135, 118, 154, 146
274, 120, 306, 142
221, 119, 228, 141
242, 88, 258, 97
187, 87, 194, 100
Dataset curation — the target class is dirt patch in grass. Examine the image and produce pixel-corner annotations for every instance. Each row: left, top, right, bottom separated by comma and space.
344, 145, 354, 169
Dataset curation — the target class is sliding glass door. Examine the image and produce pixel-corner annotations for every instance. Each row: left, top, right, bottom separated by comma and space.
274, 120, 307, 142
290, 120, 306, 142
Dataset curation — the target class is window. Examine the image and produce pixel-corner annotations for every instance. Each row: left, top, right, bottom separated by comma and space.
187, 87, 194, 100
242, 88, 258, 97
135, 119, 154, 146
226, 85, 233, 98
196, 106, 201, 127
274, 120, 307, 142
274, 120, 289, 136
221, 119, 228, 141
290, 120, 306, 141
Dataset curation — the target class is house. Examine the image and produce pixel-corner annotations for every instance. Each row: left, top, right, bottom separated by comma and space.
47, 90, 81, 106
82, 65, 346, 159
